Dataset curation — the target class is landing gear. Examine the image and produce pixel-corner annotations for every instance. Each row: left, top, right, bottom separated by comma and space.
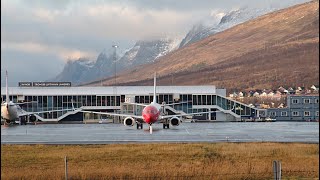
136, 123, 143, 129
163, 123, 169, 129
163, 119, 170, 129
19, 118, 27, 125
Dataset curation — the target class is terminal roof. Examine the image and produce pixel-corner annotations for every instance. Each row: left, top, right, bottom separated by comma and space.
1, 86, 217, 96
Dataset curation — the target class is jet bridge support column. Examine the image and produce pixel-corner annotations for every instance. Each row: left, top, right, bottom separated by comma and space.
208, 108, 211, 120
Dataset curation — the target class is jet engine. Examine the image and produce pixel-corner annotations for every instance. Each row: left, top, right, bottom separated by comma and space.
170, 116, 181, 126
5, 119, 11, 124
29, 115, 37, 122
123, 117, 135, 126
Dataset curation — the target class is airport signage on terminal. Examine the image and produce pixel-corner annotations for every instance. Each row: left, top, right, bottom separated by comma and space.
18, 82, 32, 87
18, 82, 71, 87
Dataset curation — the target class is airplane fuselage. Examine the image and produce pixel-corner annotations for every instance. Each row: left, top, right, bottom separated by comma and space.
1, 102, 19, 122
142, 102, 161, 124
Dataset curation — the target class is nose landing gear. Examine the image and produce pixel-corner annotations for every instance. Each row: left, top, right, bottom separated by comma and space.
149, 124, 153, 134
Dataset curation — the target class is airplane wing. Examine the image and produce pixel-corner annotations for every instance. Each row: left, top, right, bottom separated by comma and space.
122, 101, 192, 107
15, 101, 38, 105
161, 101, 191, 106
19, 108, 78, 116
122, 102, 148, 107
79, 110, 143, 119
160, 110, 222, 119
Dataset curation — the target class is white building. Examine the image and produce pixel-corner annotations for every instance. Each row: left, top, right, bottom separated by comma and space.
1, 85, 262, 122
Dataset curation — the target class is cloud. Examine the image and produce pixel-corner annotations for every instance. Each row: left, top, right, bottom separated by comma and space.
84, 3, 202, 39
1, 0, 310, 86
1, 50, 65, 86
2, 41, 96, 60
2, 0, 205, 42
32, 8, 59, 22
3, 0, 309, 52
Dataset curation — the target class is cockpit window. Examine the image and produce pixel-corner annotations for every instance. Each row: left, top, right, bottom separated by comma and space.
143, 108, 158, 114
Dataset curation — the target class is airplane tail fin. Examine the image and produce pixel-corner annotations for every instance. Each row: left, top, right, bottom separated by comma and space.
6, 70, 10, 103
152, 72, 157, 103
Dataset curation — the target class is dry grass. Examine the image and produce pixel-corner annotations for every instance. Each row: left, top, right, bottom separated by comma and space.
1, 143, 319, 180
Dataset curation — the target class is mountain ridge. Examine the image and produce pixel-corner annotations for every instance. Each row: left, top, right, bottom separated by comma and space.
86, 0, 319, 93
51, 5, 283, 85
179, 6, 278, 48
50, 38, 179, 84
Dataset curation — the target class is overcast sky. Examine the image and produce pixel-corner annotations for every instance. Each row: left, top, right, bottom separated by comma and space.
1, 0, 309, 86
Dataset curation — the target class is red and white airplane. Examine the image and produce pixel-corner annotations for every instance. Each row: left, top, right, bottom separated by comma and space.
80, 73, 219, 134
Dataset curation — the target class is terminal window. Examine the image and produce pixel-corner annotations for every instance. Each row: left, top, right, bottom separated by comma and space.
304, 111, 310, 116
281, 111, 287, 116
292, 111, 299, 116
303, 99, 310, 104
292, 99, 299, 104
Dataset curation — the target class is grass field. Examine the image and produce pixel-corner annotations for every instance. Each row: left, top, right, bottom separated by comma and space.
1, 143, 319, 179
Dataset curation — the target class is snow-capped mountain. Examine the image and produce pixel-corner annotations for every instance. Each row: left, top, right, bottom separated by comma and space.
49, 1, 312, 86
51, 5, 279, 85
179, 7, 277, 48
119, 38, 180, 68
50, 6, 286, 85
90, 51, 121, 80
51, 58, 95, 84
179, 23, 215, 48
50, 38, 180, 85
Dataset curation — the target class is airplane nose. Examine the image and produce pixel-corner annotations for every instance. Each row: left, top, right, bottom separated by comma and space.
143, 114, 151, 124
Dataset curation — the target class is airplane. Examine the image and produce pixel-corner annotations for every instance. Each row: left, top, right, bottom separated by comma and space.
1, 70, 75, 125
80, 73, 222, 134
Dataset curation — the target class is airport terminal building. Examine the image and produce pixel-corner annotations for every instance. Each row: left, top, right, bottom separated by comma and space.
1, 84, 264, 122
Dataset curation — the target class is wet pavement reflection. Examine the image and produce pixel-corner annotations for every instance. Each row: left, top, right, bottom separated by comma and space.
1, 122, 319, 144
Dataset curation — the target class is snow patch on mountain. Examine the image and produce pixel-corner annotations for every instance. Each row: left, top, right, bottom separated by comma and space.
155, 37, 181, 59
50, 37, 181, 85
179, 7, 278, 48
76, 58, 95, 68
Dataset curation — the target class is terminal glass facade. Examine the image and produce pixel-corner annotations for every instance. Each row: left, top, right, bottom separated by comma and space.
1, 87, 260, 121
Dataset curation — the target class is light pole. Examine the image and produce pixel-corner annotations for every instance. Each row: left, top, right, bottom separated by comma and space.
112, 45, 118, 86
112, 45, 118, 111
100, 66, 103, 86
